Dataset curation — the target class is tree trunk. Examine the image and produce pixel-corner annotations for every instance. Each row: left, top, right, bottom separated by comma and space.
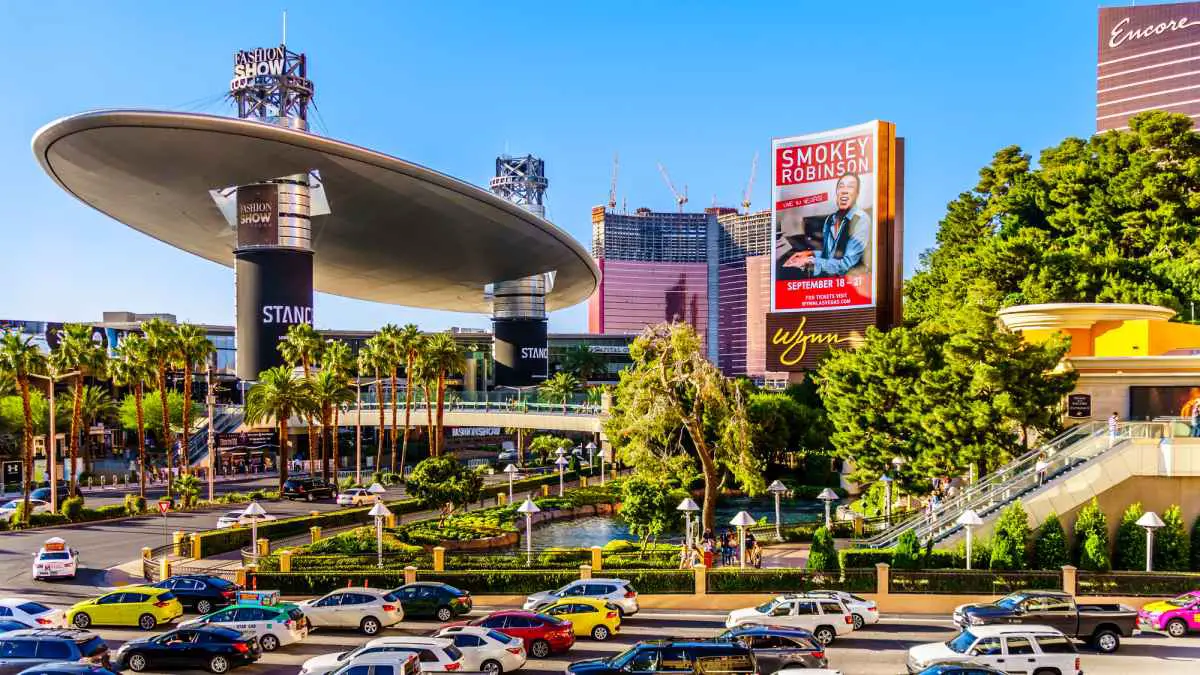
159, 365, 173, 499
135, 385, 146, 497
278, 412, 290, 495
68, 376, 83, 494
19, 375, 34, 527
182, 363, 193, 475
332, 407, 340, 481
400, 354, 413, 479
302, 359, 316, 477
389, 370, 399, 473
435, 371, 446, 458
375, 369, 385, 474
321, 405, 332, 481
423, 383, 434, 457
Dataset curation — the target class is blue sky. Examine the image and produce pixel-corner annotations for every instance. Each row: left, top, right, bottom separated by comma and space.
0, 0, 1105, 332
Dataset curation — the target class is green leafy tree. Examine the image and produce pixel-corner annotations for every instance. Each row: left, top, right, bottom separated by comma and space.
528, 435, 572, 465
51, 323, 107, 492
142, 319, 179, 495
893, 530, 921, 570
405, 456, 483, 522
558, 345, 607, 382
1155, 504, 1190, 572
76, 385, 116, 473
310, 370, 354, 480
605, 323, 763, 532
1081, 532, 1111, 572
990, 500, 1030, 570
321, 338, 355, 471
244, 365, 315, 494
1114, 502, 1146, 571
619, 475, 686, 553
425, 333, 465, 457
358, 337, 389, 473
118, 391, 198, 437
1073, 498, 1109, 566
540, 372, 580, 414
111, 335, 155, 496
173, 473, 201, 509
1032, 513, 1070, 570
806, 526, 840, 574
0, 331, 48, 526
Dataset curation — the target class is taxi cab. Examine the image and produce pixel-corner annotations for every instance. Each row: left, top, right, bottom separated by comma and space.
32, 537, 79, 580
66, 585, 183, 631
538, 597, 621, 641
179, 590, 309, 652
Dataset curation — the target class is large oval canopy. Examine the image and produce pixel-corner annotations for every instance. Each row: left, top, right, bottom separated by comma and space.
33, 110, 598, 312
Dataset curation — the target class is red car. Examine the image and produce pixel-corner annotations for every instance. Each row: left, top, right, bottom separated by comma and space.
443, 610, 574, 658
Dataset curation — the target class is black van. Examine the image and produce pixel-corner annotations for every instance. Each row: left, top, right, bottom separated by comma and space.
567, 640, 756, 675
281, 477, 336, 501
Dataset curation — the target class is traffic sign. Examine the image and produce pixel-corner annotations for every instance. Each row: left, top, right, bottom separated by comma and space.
157, 500, 171, 515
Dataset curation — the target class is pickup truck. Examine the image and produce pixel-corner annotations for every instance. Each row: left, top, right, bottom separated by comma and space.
953, 590, 1137, 653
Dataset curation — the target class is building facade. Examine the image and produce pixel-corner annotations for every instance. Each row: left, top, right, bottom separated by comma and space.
1098, 2, 1200, 132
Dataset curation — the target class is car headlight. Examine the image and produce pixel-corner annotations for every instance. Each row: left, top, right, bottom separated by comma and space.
969, 615, 985, 625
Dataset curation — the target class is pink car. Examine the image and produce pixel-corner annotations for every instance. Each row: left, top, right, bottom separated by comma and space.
1137, 591, 1200, 637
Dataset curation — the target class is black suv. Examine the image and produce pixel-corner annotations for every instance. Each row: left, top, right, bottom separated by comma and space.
281, 477, 336, 501
0, 628, 110, 674
567, 640, 756, 675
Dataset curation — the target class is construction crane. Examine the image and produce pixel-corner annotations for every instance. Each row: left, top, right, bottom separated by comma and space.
608, 153, 619, 210
741, 151, 759, 212
657, 162, 689, 212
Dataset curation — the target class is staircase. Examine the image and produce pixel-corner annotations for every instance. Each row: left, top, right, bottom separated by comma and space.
852, 421, 1169, 549
186, 406, 245, 467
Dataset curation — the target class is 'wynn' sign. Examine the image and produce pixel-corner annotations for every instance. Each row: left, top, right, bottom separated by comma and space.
1109, 16, 1200, 49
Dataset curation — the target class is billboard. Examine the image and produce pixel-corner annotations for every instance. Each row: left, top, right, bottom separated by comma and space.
234, 248, 314, 380
236, 184, 279, 247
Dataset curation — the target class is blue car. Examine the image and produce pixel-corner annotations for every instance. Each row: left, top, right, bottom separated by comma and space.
917, 664, 1006, 675
0, 619, 31, 633
17, 663, 119, 675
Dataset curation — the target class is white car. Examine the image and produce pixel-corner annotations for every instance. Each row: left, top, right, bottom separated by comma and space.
315, 651, 421, 675
179, 600, 309, 652
300, 636, 464, 675
337, 488, 375, 507
906, 625, 1082, 674
0, 499, 52, 522
298, 587, 404, 635
725, 595, 854, 645
804, 590, 879, 630
31, 537, 78, 580
434, 625, 527, 674
0, 598, 66, 628
216, 510, 279, 528
523, 578, 639, 617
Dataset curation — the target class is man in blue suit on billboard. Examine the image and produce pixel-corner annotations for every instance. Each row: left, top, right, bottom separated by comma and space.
781, 172, 870, 278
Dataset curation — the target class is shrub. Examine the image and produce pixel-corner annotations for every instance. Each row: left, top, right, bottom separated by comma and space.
989, 535, 1020, 571
406, 457, 483, 512
1033, 513, 1069, 570
707, 568, 875, 594
806, 527, 839, 573
1155, 504, 1190, 572
1073, 498, 1108, 566
990, 500, 1029, 570
840, 549, 894, 569
124, 494, 147, 516
602, 569, 694, 594
60, 496, 85, 521
892, 530, 921, 570
1114, 502, 1145, 570
1080, 532, 1111, 572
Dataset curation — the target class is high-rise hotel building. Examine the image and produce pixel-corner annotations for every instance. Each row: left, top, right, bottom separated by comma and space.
1098, 2, 1200, 132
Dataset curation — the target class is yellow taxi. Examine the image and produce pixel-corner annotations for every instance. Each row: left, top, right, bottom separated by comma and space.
67, 585, 184, 631
538, 596, 621, 641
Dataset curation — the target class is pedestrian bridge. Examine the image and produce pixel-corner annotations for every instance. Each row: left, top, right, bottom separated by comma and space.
328, 401, 605, 433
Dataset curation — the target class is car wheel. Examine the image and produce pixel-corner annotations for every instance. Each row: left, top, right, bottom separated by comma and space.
481, 659, 503, 675
209, 655, 231, 673
436, 606, 454, 622
530, 639, 551, 658
72, 612, 91, 629
196, 599, 213, 614
1092, 628, 1120, 653
592, 625, 611, 641
128, 653, 149, 672
813, 625, 836, 646
852, 613, 865, 630
361, 616, 381, 635
1167, 618, 1189, 638
138, 613, 157, 631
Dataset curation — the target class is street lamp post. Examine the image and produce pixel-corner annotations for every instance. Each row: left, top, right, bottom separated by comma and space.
817, 487, 839, 532
1137, 511, 1165, 572
555, 456, 569, 496
28, 368, 80, 513
767, 480, 788, 541
369, 500, 392, 569
889, 456, 906, 516
956, 509, 983, 570
731, 511, 756, 569
585, 441, 597, 466
503, 464, 519, 502
242, 500, 267, 564
881, 475, 893, 526
676, 497, 699, 549
517, 498, 541, 566
599, 446, 610, 485
351, 378, 381, 486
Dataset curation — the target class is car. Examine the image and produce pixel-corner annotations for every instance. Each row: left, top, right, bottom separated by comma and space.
725, 595, 854, 645
443, 610, 574, 658
566, 639, 757, 675
523, 578, 639, 617
0, 629, 111, 674
179, 599, 308, 652
911, 665, 1005, 675
906, 625, 1081, 675
299, 637, 462, 675
216, 511, 278, 529
283, 477, 337, 501
497, 449, 519, 463
1137, 590, 1200, 637
31, 539, 79, 581
15, 663, 120, 675
717, 625, 828, 672
803, 590, 879, 630
0, 499, 52, 522
538, 597, 621, 641
152, 575, 240, 614
65, 586, 183, 631
302, 650, 420, 675
30, 483, 83, 501
953, 589, 1136, 653
297, 588, 403, 635
336, 488, 374, 507
389, 582, 472, 621
112, 624, 261, 674
433, 625, 527, 675
0, 599, 66, 628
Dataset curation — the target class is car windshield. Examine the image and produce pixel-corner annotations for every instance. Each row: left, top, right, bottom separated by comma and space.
156, 591, 177, 602
39, 552, 70, 560
444, 584, 464, 596
947, 630, 977, 654
995, 594, 1026, 609
755, 601, 776, 613
287, 608, 305, 621
225, 512, 242, 519
79, 635, 107, 656
0, 502, 16, 510
1167, 594, 1199, 607
17, 602, 51, 614
383, 592, 401, 602
848, 594, 866, 602
537, 613, 567, 626
717, 629, 735, 640
608, 646, 638, 668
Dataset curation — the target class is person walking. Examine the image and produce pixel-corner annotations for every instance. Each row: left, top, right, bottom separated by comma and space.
1034, 452, 1049, 486
1108, 411, 1120, 446
1190, 401, 1200, 438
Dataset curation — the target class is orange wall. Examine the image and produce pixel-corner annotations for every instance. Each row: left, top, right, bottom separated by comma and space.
1019, 320, 1200, 357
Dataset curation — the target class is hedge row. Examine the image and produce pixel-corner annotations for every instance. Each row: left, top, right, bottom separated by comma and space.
1076, 571, 1200, 597
889, 569, 1061, 595
418, 570, 582, 594
248, 571, 411, 595
706, 568, 877, 594
839, 548, 961, 569
605, 569, 694, 594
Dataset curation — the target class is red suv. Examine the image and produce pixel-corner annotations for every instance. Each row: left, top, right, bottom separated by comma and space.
446, 610, 574, 658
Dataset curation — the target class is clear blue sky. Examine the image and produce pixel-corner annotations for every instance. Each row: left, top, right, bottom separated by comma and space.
0, 0, 1106, 332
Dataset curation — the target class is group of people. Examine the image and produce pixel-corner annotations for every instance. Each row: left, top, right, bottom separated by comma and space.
679, 529, 764, 569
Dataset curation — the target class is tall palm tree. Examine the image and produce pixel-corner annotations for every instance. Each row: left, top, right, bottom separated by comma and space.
425, 333, 466, 457
540, 372, 581, 414
51, 324, 107, 494
279, 324, 323, 474
141, 319, 179, 496
377, 324, 403, 471
244, 365, 314, 494
111, 335, 154, 496
394, 325, 424, 474
360, 336, 389, 472
78, 385, 117, 472
411, 354, 436, 457
310, 370, 354, 480
0, 371, 13, 398
175, 324, 215, 476
322, 339, 354, 475
0, 330, 47, 526
559, 344, 607, 383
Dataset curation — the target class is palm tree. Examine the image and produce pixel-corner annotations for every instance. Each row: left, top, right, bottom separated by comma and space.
540, 372, 581, 413
78, 385, 117, 472
321, 339, 354, 475
360, 336, 389, 472
559, 344, 607, 383
51, 324, 107, 494
0, 330, 48, 526
377, 324, 403, 471
244, 365, 314, 494
410, 352, 436, 458
173, 473, 201, 509
394, 325, 424, 474
175, 324, 215, 476
425, 333, 466, 457
111, 336, 154, 496
142, 318, 179, 495
279, 324, 323, 474
0, 371, 13, 398
310, 370, 354, 480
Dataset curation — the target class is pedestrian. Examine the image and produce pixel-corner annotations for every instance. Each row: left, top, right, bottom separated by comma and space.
1108, 411, 1119, 446
702, 538, 714, 568
1191, 401, 1200, 438
1034, 452, 1049, 486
